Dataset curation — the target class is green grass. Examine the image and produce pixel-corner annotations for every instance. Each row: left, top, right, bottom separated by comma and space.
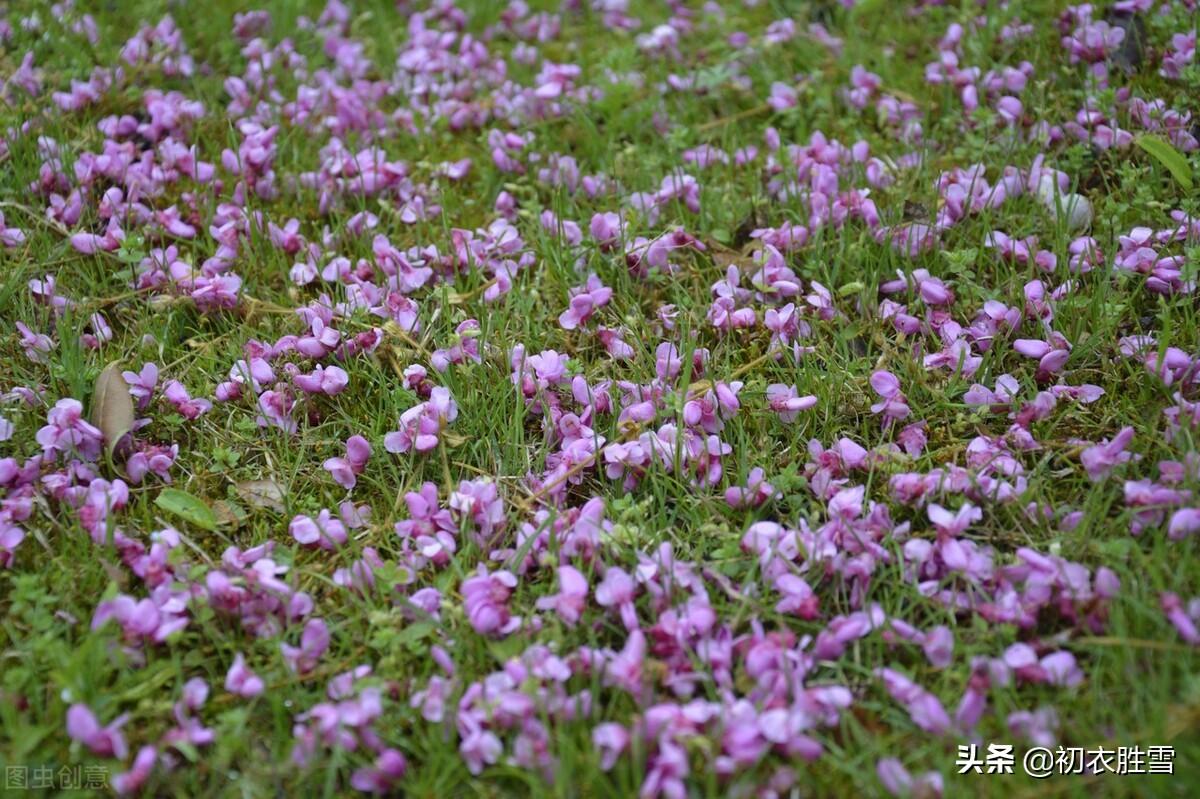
2, 0, 1200, 796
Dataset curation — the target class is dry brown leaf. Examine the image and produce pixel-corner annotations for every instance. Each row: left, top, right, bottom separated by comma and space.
235, 479, 286, 513
90, 363, 135, 459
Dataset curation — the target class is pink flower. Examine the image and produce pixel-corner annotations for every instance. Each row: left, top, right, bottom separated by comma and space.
724, 467, 779, 509
595, 566, 639, 630
351, 749, 407, 794
559, 274, 613, 330
112, 746, 157, 795
122, 363, 159, 409
765, 384, 817, 423
384, 387, 458, 454
870, 370, 910, 423
36, 399, 103, 461
592, 723, 629, 771
1080, 426, 1135, 481
323, 435, 371, 490
876, 758, 943, 798
280, 618, 329, 675
16, 321, 54, 363
67, 704, 129, 758
1162, 592, 1200, 645
257, 389, 296, 434
875, 668, 952, 735
927, 502, 981, 537
294, 364, 349, 395
163, 380, 211, 420
535, 565, 588, 626
1, 522, 25, 569
773, 573, 819, 618
289, 509, 347, 550
225, 652, 264, 697
461, 566, 520, 636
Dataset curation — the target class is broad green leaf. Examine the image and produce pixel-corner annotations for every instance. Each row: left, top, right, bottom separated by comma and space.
155, 488, 217, 531
1136, 134, 1194, 191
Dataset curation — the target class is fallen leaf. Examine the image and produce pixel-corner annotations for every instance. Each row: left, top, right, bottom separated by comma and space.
212, 500, 247, 529
90, 363, 135, 459
156, 488, 218, 531
235, 479, 286, 513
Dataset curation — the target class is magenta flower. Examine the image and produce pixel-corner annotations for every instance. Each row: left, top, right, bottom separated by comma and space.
257, 389, 297, 434
773, 573, 818, 618
875, 668, 952, 735
877, 759, 943, 798
225, 652, 265, 698
724, 467, 779, 509
323, 435, 371, 490
289, 510, 347, 551
163, 380, 211, 420
66, 704, 129, 759
461, 566, 520, 636
384, 386, 458, 454
869, 370, 910, 423
1079, 426, 1135, 481
122, 363, 159, 409
535, 565, 588, 626
1013, 335, 1070, 379
1162, 592, 1200, 645
37, 399, 103, 461
927, 502, 981, 537
595, 566, 639, 630
1, 521, 25, 569
351, 749, 408, 794
558, 274, 612, 330
112, 746, 157, 795
592, 723, 629, 771
294, 364, 349, 395
125, 443, 178, 484
765, 384, 817, 423
280, 618, 330, 675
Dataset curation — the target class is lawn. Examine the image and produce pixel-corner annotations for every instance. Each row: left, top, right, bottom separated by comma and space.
1, 0, 1199, 796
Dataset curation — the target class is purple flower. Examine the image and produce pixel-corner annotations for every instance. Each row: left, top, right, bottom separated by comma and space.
461, 566, 520, 636
163, 380, 211, 420
927, 502, 981, 537
877, 758, 943, 798
257, 389, 296, 434
351, 748, 407, 794
1080, 427, 1135, 481
724, 467, 779, 509
281, 618, 330, 675
875, 668, 952, 735
67, 704, 129, 759
535, 565, 588, 626
125, 443, 179, 484
122, 363, 159, 409
384, 387, 458, 454
595, 566, 639, 630
0, 521, 25, 569
1162, 592, 1200, 645
765, 384, 817, 423
323, 435, 371, 490
870, 370, 910, 423
289, 510, 347, 551
111, 746, 156, 795
36, 399, 103, 461
294, 364, 349, 395
225, 653, 264, 697
592, 723, 629, 771
559, 274, 613, 330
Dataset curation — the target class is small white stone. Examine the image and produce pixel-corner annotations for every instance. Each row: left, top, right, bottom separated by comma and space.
1037, 175, 1092, 232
